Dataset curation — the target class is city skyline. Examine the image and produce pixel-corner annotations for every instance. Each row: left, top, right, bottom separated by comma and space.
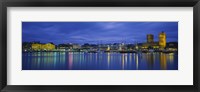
22, 22, 178, 70
22, 22, 178, 45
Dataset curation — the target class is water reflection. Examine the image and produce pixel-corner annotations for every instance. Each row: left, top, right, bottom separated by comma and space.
107, 53, 110, 69
160, 53, 167, 70
135, 53, 139, 70
22, 52, 178, 70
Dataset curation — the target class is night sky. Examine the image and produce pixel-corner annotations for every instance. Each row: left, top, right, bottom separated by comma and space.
22, 22, 178, 45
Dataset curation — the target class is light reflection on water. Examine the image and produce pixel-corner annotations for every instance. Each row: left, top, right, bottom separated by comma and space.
22, 52, 178, 70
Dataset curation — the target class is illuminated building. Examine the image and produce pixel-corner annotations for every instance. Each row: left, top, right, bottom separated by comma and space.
41, 43, 55, 51
32, 43, 42, 51
118, 44, 122, 51
72, 44, 81, 49
31, 43, 55, 51
107, 45, 110, 51
141, 34, 160, 49
142, 42, 159, 49
159, 31, 166, 48
140, 32, 167, 50
147, 34, 154, 43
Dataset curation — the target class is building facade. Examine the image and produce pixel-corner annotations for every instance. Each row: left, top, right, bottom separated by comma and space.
147, 34, 154, 43
31, 43, 55, 51
159, 32, 166, 48
142, 32, 167, 50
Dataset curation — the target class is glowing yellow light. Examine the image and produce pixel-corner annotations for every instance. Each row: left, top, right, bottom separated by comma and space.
159, 32, 166, 48
160, 53, 167, 70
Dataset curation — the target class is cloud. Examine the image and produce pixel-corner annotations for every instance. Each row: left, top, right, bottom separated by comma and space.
22, 22, 178, 44
96, 22, 124, 30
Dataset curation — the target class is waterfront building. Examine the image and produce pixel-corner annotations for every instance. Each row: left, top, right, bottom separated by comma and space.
22, 42, 32, 51
118, 44, 122, 51
141, 32, 168, 50
107, 45, 110, 51
112, 43, 120, 50
57, 43, 81, 51
166, 42, 178, 48
147, 34, 154, 43
72, 44, 81, 49
57, 44, 70, 49
31, 43, 55, 51
41, 43, 55, 51
142, 42, 159, 49
166, 42, 178, 51
32, 43, 42, 51
159, 31, 166, 48
135, 43, 139, 50
141, 34, 160, 50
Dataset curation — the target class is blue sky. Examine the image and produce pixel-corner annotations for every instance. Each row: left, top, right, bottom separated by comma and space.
22, 22, 178, 45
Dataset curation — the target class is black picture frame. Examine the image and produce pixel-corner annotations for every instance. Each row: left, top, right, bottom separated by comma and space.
0, 0, 199, 92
